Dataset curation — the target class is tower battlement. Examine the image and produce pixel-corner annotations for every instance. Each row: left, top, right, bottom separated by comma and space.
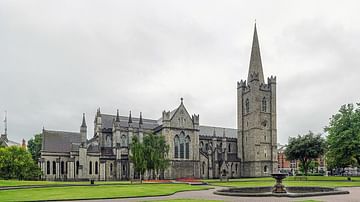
267, 76, 277, 84
248, 72, 260, 82
237, 80, 247, 89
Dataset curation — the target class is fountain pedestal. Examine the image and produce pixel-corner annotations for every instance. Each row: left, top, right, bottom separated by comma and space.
271, 173, 287, 193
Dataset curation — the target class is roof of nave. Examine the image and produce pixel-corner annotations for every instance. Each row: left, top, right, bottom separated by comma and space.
0, 135, 20, 147
100, 114, 159, 130
42, 129, 81, 153
199, 125, 237, 138
6, 139, 20, 146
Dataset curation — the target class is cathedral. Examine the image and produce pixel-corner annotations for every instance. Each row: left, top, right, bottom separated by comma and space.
39, 24, 278, 180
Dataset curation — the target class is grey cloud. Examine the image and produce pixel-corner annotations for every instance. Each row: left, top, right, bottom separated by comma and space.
0, 0, 359, 145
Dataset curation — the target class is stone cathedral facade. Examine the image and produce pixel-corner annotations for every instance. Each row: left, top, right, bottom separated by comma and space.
39, 24, 277, 181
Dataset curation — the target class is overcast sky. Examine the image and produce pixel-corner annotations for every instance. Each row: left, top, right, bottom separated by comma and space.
1, 0, 360, 144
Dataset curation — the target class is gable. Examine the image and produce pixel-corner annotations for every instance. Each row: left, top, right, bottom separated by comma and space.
169, 104, 194, 129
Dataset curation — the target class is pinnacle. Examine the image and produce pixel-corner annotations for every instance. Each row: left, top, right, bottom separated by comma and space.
248, 23, 265, 84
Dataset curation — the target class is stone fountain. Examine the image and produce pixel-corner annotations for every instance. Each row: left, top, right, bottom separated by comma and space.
271, 173, 287, 193
214, 173, 350, 197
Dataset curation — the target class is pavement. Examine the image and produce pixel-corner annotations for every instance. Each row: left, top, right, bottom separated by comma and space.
72, 186, 360, 202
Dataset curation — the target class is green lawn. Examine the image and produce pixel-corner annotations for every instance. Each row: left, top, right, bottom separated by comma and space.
208, 177, 360, 187
0, 180, 134, 187
143, 199, 223, 202
204, 176, 360, 184
0, 183, 210, 202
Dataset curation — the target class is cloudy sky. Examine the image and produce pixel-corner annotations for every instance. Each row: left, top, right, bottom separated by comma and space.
1, 0, 360, 144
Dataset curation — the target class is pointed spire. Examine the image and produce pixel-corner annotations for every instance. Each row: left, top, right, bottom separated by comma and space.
96, 108, 101, 116
4, 110, 7, 136
248, 23, 265, 84
128, 111, 132, 124
139, 112, 143, 125
81, 113, 87, 127
116, 109, 120, 122
22, 139, 26, 148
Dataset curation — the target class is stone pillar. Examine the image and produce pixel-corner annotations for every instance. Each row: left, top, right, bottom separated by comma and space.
56, 160, 60, 180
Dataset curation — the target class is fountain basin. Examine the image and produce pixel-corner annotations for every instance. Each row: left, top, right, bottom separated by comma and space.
214, 186, 349, 197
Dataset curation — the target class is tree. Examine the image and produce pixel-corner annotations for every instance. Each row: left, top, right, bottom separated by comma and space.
325, 103, 360, 169
156, 135, 170, 179
130, 136, 147, 183
0, 146, 41, 180
285, 131, 326, 176
143, 133, 169, 179
27, 134, 42, 162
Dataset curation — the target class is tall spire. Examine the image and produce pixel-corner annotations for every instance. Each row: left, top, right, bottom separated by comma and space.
81, 113, 87, 127
116, 109, 120, 122
139, 112, 143, 125
128, 111, 132, 124
247, 23, 265, 84
4, 111, 7, 136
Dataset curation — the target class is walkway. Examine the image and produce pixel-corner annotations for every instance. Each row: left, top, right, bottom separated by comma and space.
73, 186, 360, 202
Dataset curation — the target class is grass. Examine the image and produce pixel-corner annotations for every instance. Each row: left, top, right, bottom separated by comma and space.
207, 176, 360, 187
143, 199, 223, 202
0, 176, 358, 201
204, 176, 360, 183
0, 179, 134, 187
2, 176, 359, 187
0, 183, 210, 202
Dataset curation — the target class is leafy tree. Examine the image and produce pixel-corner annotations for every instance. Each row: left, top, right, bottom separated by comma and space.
130, 136, 147, 183
325, 103, 360, 168
156, 135, 170, 179
144, 133, 156, 179
143, 133, 169, 179
27, 134, 42, 162
0, 146, 41, 180
285, 131, 326, 176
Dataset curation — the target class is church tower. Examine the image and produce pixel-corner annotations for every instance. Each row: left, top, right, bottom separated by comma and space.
237, 24, 277, 177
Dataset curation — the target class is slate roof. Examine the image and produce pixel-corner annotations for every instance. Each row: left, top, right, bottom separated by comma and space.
199, 125, 237, 138
42, 130, 81, 153
0, 134, 19, 147
101, 114, 159, 130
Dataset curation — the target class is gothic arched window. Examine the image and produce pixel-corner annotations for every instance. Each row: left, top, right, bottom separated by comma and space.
174, 135, 179, 158
228, 143, 231, 153
52, 161, 56, 174
264, 165, 268, 173
110, 163, 113, 173
185, 136, 190, 159
179, 132, 185, 159
76, 161, 79, 175
245, 98, 250, 113
46, 161, 50, 175
95, 161, 98, 174
89, 161, 93, 174
60, 161, 65, 174
262, 97, 267, 112
121, 135, 127, 147
106, 135, 112, 147
202, 161, 206, 175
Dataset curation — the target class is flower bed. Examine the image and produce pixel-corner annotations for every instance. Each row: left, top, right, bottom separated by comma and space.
176, 178, 201, 182
144, 179, 173, 183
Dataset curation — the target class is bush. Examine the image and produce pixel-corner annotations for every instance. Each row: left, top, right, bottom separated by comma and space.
0, 146, 41, 180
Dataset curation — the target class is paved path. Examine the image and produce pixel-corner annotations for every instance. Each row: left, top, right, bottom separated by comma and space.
76, 186, 360, 202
